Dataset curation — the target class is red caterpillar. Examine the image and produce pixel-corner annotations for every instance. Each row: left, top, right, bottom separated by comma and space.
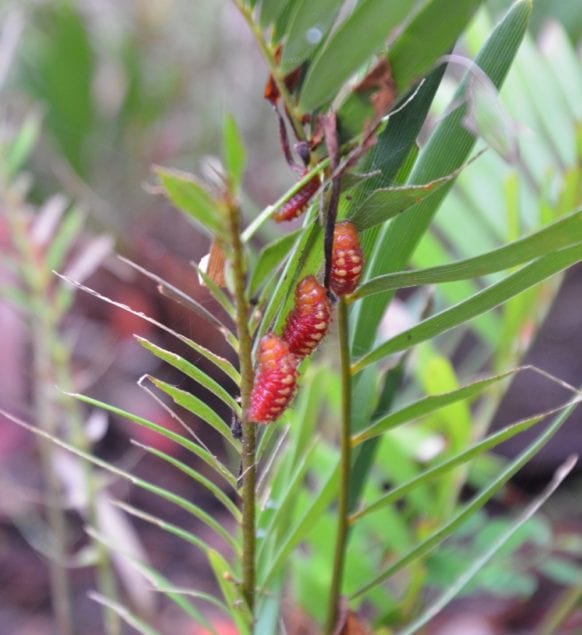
330, 221, 364, 296
273, 173, 320, 222
247, 334, 298, 424
283, 275, 331, 359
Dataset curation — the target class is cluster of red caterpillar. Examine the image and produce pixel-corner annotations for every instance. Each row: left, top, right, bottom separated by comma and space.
247, 221, 363, 424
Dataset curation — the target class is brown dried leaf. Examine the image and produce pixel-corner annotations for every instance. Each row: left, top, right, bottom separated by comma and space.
264, 44, 303, 105
207, 240, 227, 287
354, 58, 396, 118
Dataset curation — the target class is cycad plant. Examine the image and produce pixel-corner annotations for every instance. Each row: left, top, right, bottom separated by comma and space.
6, 0, 582, 633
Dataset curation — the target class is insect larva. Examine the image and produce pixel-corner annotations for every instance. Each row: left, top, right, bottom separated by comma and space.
282, 275, 331, 359
247, 334, 298, 424
330, 221, 364, 296
273, 173, 320, 222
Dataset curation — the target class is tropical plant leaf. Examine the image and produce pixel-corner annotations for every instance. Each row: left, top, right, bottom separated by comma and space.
351, 399, 578, 598
348, 156, 483, 231
223, 113, 246, 189
257, 439, 320, 568
1, 408, 237, 548
55, 273, 240, 383
136, 336, 239, 413
88, 592, 162, 635
352, 368, 519, 446
63, 395, 237, 488
351, 406, 561, 523
119, 256, 236, 345
337, 0, 483, 138
131, 441, 241, 520
207, 549, 252, 635
114, 500, 230, 561
86, 526, 221, 633
279, 0, 343, 73
398, 455, 577, 635
259, 461, 339, 588
352, 244, 582, 373
300, 1, 415, 111
5, 111, 41, 177
259, 0, 290, 28
350, 0, 532, 358
353, 208, 582, 299
146, 376, 239, 449
45, 207, 85, 271
156, 166, 225, 237
192, 261, 236, 319
249, 228, 303, 297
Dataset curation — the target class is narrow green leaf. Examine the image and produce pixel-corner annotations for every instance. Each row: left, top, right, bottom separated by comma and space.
5, 112, 41, 177
55, 273, 240, 383
88, 592, 162, 635
87, 526, 222, 633
156, 167, 225, 236
136, 336, 239, 413
348, 159, 477, 231
207, 550, 252, 635
259, 0, 290, 28
1, 408, 238, 547
65, 395, 237, 488
390, 0, 483, 91
45, 207, 85, 271
259, 462, 339, 588
22, 5, 94, 174
280, 0, 343, 73
147, 376, 239, 449
257, 440, 320, 569
193, 262, 236, 319
352, 407, 552, 522
351, 398, 578, 598
337, 0, 482, 138
352, 369, 518, 446
353, 245, 582, 373
223, 114, 246, 189
132, 441, 241, 520
254, 206, 321, 344
350, 0, 532, 358
274, 0, 305, 41
353, 208, 582, 299
300, 1, 415, 111
249, 228, 302, 297
398, 456, 577, 635
119, 256, 234, 341
114, 500, 224, 561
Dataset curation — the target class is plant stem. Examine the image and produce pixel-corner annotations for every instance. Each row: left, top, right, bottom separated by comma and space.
227, 201, 257, 613
538, 584, 582, 635
32, 314, 75, 635
6, 205, 75, 635
53, 340, 121, 635
233, 0, 305, 142
325, 297, 352, 634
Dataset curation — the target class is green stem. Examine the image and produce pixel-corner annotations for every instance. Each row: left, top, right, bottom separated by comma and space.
324, 298, 352, 634
233, 0, 305, 142
53, 340, 121, 635
227, 202, 257, 614
537, 584, 582, 635
32, 315, 75, 635
6, 206, 75, 635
